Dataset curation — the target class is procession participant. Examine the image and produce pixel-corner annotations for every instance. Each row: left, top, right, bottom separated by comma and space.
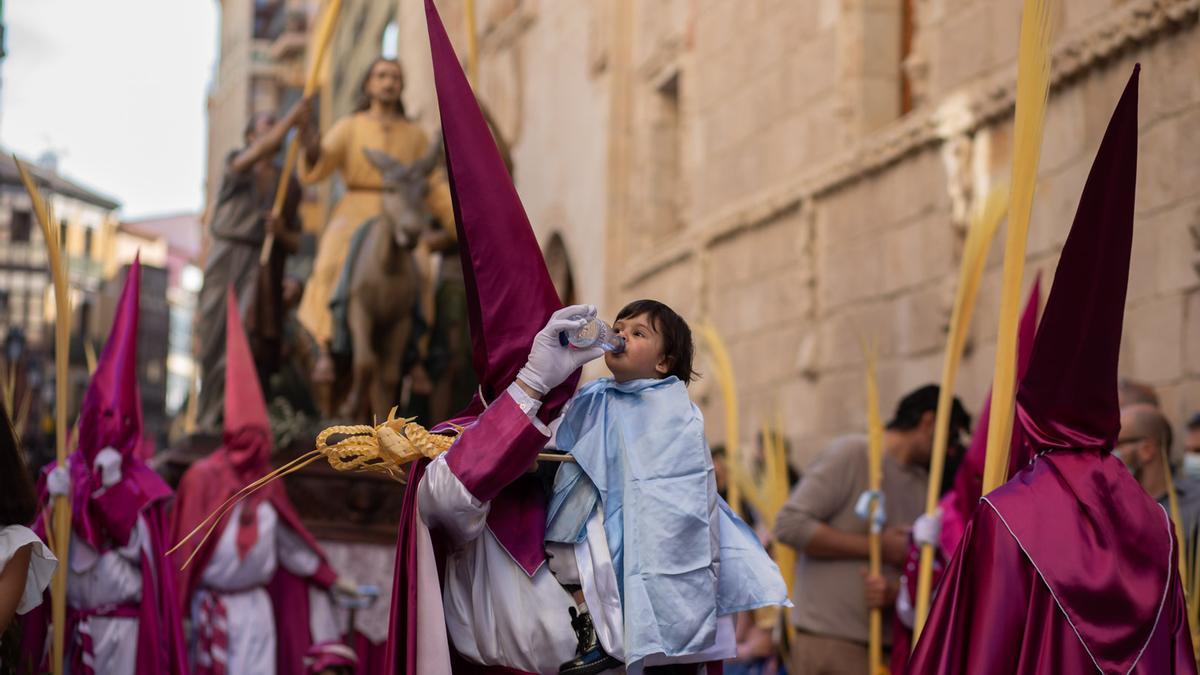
0, 397, 56, 671
296, 56, 455, 385
908, 66, 1197, 675
196, 100, 306, 431
888, 278, 1039, 672
172, 289, 351, 675
383, 3, 788, 673
22, 260, 188, 674
545, 300, 790, 674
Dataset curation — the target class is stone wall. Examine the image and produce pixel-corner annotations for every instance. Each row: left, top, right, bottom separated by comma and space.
402, 0, 1200, 467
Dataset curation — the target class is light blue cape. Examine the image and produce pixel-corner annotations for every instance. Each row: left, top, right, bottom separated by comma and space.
546, 377, 789, 665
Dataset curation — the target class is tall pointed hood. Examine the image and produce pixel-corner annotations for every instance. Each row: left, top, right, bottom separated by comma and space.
77, 256, 143, 463
1015, 67, 1139, 452
223, 286, 272, 472
424, 0, 576, 425
981, 66, 1171, 675
59, 257, 174, 552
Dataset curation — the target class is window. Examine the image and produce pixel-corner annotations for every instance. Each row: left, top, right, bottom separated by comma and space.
650, 72, 683, 238
381, 20, 399, 60
10, 210, 32, 243
83, 227, 94, 257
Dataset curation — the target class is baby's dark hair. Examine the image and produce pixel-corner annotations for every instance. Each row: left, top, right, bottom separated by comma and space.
615, 299, 697, 384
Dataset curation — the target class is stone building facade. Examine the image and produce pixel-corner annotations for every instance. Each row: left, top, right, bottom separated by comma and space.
205, 0, 314, 229
388, 0, 1199, 465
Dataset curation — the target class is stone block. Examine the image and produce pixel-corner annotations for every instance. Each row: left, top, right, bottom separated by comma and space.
1137, 108, 1200, 216
931, 3, 992, 95
986, 1, 1021, 68
1140, 34, 1200, 123
768, 114, 811, 183
1121, 294, 1184, 384
1026, 158, 1090, 258
1040, 84, 1088, 174
876, 150, 947, 227
804, 95, 850, 163
776, 378, 820, 436
1185, 291, 1200, 377
1061, 0, 1113, 35
815, 368, 869, 437
1150, 200, 1200, 296
861, 6, 902, 80
882, 221, 926, 294
857, 76, 902, 132
1169, 378, 1200, 433
894, 350, 945, 397
816, 191, 871, 253
785, 31, 839, 112
748, 69, 787, 134
957, 339, 998, 412
893, 284, 952, 357
1124, 204, 1160, 306
818, 233, 887, 308
816, 299, 894, 369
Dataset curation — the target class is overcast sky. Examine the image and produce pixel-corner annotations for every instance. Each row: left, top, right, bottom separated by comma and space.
2, 0, 219, 219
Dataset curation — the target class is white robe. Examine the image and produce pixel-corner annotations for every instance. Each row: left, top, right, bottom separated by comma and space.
66, 516, 149, 675
190, 501, 337, 675
0, 525, 56, 670
415, 387, 734, 675
0, 525, 56, 616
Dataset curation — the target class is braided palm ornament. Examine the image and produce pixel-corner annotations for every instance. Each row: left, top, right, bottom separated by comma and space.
170, 408, 459, 569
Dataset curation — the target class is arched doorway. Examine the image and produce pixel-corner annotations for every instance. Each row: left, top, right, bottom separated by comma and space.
543, 232, 576, 306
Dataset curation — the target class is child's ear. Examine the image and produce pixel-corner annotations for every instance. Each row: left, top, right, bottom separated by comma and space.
656, 356, 673, 376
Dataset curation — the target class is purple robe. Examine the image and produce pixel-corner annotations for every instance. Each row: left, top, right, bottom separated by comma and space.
909, 64, 1195, 675
907, 453, 1193, 674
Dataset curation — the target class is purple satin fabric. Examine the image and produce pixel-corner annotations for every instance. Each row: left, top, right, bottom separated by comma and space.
444, 394, 549, 503
137, 500, 190, 675
907, 481, 1194, 674
423, 0, 578, 427
983, 450, 1176, 673
269, 567, 318, 675
893, 282, 1041, 673
385, 457, 431, 674
21, 497, 188, 674
438, 392, 552, 577
1014, 69, 1139, 455
444, 393, 551, 575
910, 67, 1166, 675
64, 259, 158, 552
485, 475, 550, 576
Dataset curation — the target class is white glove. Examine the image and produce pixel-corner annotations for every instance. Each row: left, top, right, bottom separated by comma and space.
516, 304, 606, 395
896, 578, 916, 628
47, 465, 70, 497
93, 447, 123, 488
913, 509, 942, 549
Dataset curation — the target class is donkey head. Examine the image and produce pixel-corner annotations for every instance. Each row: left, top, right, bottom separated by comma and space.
363, 136, 444, 248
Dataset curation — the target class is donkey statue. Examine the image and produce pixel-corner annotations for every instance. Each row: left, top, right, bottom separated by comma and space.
337, 140, 443, 420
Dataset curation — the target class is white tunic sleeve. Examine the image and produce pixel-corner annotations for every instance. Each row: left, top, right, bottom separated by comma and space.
277, 520, 321, 578
0, 525, 57, 615
418, 455, 491, 548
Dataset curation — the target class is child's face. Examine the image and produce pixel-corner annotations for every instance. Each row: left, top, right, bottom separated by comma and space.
605, 312, 671, 383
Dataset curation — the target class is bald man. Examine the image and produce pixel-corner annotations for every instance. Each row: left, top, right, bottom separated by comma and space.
1117, 404, 1200, 540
